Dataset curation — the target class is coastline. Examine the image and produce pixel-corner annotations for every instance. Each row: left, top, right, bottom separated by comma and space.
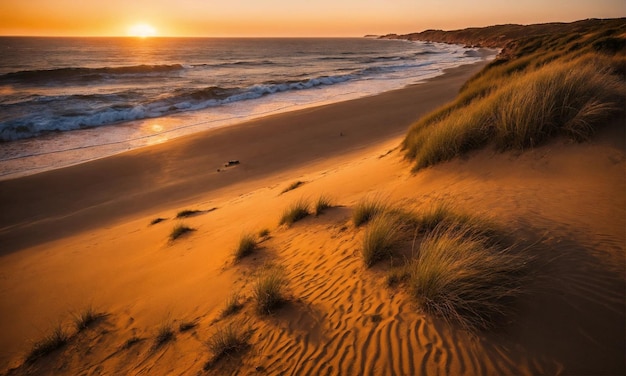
0, 53, 623, 375
0, 60, 489, 255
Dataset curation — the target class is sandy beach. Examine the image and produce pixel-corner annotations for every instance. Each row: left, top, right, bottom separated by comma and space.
0, 57, 624, 375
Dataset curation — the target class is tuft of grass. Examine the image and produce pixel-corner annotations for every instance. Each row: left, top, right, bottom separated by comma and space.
179, 321, 198, 332
122, 336, 143, 350
279, 198, 310, 227
408, 225, 529, 331
205, 323, 250, 365
253, 266, 287, 314
176, 209, 202, 218
314, 195, 333, 216
258, 228, 270, 238
150, 217, 166, 225
234, 232, 257, 260
352, 197, 387, 227
361, 213, 404, 267
26, 325, 69, 363
281, 180, 305, 194
222, 292, 244, 317
73, 306, 104, 332
169, 222, 194, 241
153, 322, 175, 349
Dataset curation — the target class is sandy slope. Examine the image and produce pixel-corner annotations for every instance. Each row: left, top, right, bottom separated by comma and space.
0, 60, 624, 375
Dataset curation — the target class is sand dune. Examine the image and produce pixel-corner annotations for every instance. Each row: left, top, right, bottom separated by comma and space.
0, 60, 624, 375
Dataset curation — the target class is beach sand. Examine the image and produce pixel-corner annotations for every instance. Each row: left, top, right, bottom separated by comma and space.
0, 61, 624, 375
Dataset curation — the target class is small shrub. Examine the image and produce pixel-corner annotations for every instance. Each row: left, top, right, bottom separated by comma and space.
314, 195, 333, 216
26, 325, 69, 363
169, 223, 194, 241
281, 181, 305, 194
253, 267, 287, 314
73, 306, 104, 332
361, 213, 404, 267
206, 323, 249, 364
352, 197, 387, 226
222, 293, 244, 317
176, 209, 202, 218
409, 225, 528, 331
279, 198, 310, 226
234, 232, 257, 260
258, 228, 270, 238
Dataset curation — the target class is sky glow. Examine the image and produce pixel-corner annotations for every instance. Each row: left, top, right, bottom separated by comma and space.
0, 0, 624, 37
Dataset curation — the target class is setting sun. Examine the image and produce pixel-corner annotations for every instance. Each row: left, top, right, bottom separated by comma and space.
128, 23, 156, 37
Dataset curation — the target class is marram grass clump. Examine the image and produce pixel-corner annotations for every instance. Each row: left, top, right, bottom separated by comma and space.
205, 323, 250, 367
26, 324, 69, 363
409, 224, 529, 331
361, 213, 405, 267
314, 195, 333, 216
403, 51, 625, 170
234, 232, 257, 260
352, 196, 388, 227
279, 198, 310, 226
169, 222, 194, 241
253, 266, 287, 314
73, 306, 104, 332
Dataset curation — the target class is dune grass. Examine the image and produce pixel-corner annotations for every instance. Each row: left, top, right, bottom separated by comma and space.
205, 323, 250, 366
222, 292, 244, 317
253, 266, 287, 314
361, 213, 405, 267
234, 232, 257, 260
403, 29, 626, 170
121, 336, 143, 350
153, 321, 175, 349
169, 222, 194, 241
352, 196, 388, 227
179, 321, 198, 332
281, 180, 305, 194
408, 224, 528, 331
150, 217, 166, 225
26, 324, 69, 363
314, 195, 333, 216
258, 228, 270, 238
176, 209, 202, 218
73, 306, 104, 332
279, 198, 310, 227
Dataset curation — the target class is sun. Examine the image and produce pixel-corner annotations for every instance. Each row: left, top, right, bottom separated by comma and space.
128, 23, 157, 38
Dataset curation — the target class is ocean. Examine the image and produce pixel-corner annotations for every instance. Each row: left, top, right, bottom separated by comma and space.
0, 37, 486, 179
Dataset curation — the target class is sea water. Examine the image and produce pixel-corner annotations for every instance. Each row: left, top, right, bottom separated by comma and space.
0, 37, 486, 179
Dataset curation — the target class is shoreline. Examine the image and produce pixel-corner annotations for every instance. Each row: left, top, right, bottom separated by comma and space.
0, 61, 490, 255
0, 50, 495, 182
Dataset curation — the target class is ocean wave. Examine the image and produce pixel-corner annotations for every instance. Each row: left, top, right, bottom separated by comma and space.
0, 64, 185, 85
0, 44, 482, 142
0, 73, 358, 141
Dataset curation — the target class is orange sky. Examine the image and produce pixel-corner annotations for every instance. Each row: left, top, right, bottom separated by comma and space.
1, 0, 624, 37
